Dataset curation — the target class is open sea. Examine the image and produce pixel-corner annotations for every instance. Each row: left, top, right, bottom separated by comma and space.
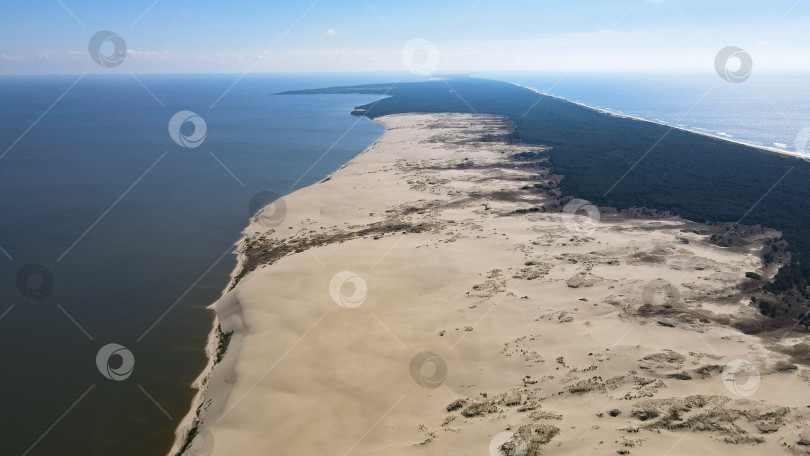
1, 71, 808, 455
483, 72, 810, 154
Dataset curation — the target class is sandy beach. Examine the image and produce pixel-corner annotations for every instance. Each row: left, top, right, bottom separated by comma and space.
170, 113, 810, 456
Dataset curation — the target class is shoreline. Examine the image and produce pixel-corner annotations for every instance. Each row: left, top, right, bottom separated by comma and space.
167, 239, 246, 456
494, 78, 810, 161
169, 111, 810, 455
165, 119, 385, 456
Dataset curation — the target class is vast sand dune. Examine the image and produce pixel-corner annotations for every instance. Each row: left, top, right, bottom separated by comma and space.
170, 113, 810, 456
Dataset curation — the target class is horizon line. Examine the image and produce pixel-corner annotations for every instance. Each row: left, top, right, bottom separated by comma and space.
4, 69, 810, 77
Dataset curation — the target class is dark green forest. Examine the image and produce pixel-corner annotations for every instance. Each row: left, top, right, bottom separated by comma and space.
280, 76, 810, 331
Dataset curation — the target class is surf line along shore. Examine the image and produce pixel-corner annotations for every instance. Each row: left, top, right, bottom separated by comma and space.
168, 112, 810, 456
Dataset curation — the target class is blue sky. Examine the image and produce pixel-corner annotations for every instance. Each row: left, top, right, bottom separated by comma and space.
1, 0, 808, 74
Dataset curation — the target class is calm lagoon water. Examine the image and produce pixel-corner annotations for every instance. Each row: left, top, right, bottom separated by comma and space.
0, 73, 402, 456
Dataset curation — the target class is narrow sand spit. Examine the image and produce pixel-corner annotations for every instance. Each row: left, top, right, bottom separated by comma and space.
170, 113, 810, 456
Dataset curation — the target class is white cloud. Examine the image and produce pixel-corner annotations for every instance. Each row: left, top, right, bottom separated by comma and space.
327, 29, 336, 36
126, 49, 176, 61
0, 52, 23, 62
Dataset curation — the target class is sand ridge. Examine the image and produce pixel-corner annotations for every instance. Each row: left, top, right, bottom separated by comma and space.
169, 113, 810, 456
